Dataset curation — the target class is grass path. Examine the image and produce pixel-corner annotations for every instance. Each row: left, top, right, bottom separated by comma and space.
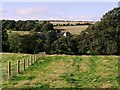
2, 55, 119, 89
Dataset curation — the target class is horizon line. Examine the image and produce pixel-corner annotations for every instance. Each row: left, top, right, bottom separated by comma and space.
1, 19, 99, 22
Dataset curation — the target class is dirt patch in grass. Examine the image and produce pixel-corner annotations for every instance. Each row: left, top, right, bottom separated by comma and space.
14, 80, 30, 87
101, 82, 111, 88
79, 62, 89, 72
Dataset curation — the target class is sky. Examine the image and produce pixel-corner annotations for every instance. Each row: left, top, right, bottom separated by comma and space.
1, 2, 119, 21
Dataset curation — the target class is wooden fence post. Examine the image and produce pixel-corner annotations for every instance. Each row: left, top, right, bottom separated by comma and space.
31, 55, 32, 65
8, 61, 11, 79
23, 59, 25, 71
36, 54, 37, 62
33, 55, 35, 63
32, 55, 33, 64
17, 60, 20, 74
34, 54, 36, 62
34, 55, 36, 62
28, 58, 29, 68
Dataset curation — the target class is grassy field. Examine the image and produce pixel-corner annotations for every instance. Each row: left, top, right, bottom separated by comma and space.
54, 25, 88, 34
2, 54, 119, 89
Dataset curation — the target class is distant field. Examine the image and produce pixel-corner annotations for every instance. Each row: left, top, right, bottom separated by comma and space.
7, 31, 30, 36
2, 53, 119, 88
6, 25, 88, 35
54, 25, 88, 34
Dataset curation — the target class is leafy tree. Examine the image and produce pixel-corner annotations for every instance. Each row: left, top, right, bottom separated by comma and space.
77, 7, 120, 55
2, 29, 9, 52
2, 20, 15, 30
51, 36, 72, 54
8, 33, 22, 52
70, 35, 80, 54
20, 34, 38, 54
34, 22, 42, 32
44, 30, 57, 53
41, 21, 53, 32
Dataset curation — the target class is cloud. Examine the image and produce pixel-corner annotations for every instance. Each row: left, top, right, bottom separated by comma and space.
15, 7, 47, 16
2, 7, 48, 20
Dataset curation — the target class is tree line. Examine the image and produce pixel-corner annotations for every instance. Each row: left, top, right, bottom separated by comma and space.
54, 22, 92, 26
2, 20, 53, 32
2, 7, 120, 55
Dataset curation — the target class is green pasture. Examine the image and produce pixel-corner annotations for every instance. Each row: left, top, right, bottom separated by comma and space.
1, 54, 119, 89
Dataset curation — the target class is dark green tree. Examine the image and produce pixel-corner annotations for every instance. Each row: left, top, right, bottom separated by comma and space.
77, 7, 120, 55
51, 36, 72, 54
8, 33, 22, 52
2, 29, 9, 52
41, 21, 53, 32
44, 30, 57, 53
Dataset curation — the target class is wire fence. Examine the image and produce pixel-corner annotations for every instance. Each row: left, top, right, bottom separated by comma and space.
2, 52, 46, 81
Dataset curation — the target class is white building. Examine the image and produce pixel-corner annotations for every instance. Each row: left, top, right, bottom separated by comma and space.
63, 31, 72, 37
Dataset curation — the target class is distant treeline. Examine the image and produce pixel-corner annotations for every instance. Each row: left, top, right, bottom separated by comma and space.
2, 20, 92, 31
53, 23, 92, 26
50, 20, 94, 26
2, 20, 53, 32
2, 7, 120, 55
